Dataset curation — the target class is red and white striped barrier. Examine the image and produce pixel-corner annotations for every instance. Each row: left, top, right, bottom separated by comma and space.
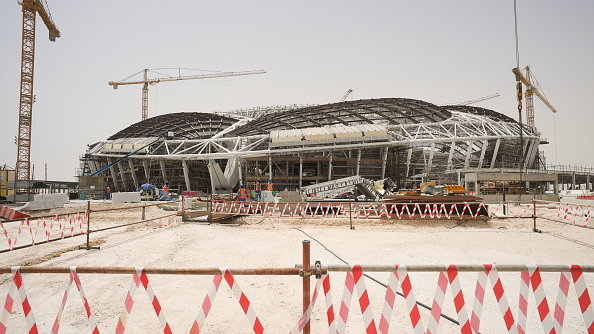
0, 213, 87, 252
0, 267, 38, 334
1, 265, 592, 333
52, 267, 100, 334
211, 201, 489, 220
115, 267, 173, 334
321, 265, 594, 334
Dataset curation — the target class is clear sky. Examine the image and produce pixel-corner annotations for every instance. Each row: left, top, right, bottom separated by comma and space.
1, 1, 593, 181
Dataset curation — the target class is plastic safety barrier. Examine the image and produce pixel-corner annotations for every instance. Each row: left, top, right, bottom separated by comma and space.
211, 201, 490, 220
0, 213, 87, 252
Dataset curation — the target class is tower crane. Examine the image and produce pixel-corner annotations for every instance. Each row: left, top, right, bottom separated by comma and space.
14, 0, 60, 198
512, 66, 557, 126
109, 69, 266, 121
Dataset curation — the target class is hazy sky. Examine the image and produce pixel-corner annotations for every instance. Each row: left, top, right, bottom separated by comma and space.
1, 1, 593, 181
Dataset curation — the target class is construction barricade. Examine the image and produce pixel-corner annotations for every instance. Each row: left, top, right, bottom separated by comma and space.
0, 212, 87, 252
533, 200, 593, 229
211, 201, 490, 220
0, 240, 592, 333
0, 200, 181, 253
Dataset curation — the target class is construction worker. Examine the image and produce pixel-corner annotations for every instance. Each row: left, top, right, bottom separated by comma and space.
267, 179, 274, 191
105, 186, 111, 200
162, 181, 170, 194
238, 184, 248, 202
254, 179, 262, 202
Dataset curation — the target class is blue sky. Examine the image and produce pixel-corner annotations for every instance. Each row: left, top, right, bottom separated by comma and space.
1, 1, 593, 181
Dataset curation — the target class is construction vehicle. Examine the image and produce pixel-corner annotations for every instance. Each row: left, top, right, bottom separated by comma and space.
109, 68, 266, 121
14, 0, 60, 198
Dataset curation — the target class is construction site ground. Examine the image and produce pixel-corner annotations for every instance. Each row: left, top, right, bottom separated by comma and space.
1, 201, 593, 333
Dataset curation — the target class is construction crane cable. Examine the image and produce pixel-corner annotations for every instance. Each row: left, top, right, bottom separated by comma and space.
514, 0, 520, 69
292, 227, 473, 330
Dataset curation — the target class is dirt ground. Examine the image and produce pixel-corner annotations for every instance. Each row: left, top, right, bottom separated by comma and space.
1, 201, 593, 333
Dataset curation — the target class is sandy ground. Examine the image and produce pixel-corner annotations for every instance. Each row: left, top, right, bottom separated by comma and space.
0, 201, 593, 333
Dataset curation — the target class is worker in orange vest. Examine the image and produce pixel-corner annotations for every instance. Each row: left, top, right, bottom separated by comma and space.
267, 179, 274, 191
238, 184, 248, 202
162, 181, 170, 194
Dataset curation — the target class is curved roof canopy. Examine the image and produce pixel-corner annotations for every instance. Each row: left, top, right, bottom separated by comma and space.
226, 98, 454, 137
108, 112, 237, 140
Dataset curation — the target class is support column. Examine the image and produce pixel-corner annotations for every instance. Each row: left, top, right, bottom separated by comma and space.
116, 162, 128, 190
142, 160, 150, 182
464, 140, 473, 168
426, 143, 435, 172
478, 140, 488, 168
588, 174, 591, 191
299, 155, 303, 189
159, 160, 167, 183
405, 148, 413, 178
182, 160, 191, 191
268, 155, 272, 180
572, 172, 576, 190
356, 149, 361, 176
489, 139, 500, 169
447, 141, 456, 170
381, 147, 389, 178
328, 154, 333, 181
107, 158, 120, 191
128, 159, 139, 190
238, 160, 243, 185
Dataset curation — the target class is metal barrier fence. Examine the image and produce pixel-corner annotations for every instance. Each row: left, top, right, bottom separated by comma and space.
0, 200, 180, 253
1, 241, 592, 333
211, 201, 490, 220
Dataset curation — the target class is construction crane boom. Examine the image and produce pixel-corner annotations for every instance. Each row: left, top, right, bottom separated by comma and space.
512, 67, 557, 126
14, 0, 60, 199
449, 93, 500, 106
109, 69, 266, 121
339, 89, 353, 102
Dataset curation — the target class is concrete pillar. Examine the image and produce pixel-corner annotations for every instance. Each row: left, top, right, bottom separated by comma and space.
381, 147, 389, 178
268, 155, 272, 180
447, 141, 456, 170
299, 155, 303, 189
426, 143, 435, 172
107, 158, 120, 191
116, 162, 128, 190
159, 160, 167, 183
478, 140, 488, 168
405, 148, 412, 178
588, 174, 591, 191
464, 140, 473, 168
490, 139, 501, 169
356, 149, 361, 176
128, 159, 139, 190
328, 154, 333, 181
182, 160, 191, 191
142, 160, 150, 182
572, 172, 576, 190
238, 160, 243, 185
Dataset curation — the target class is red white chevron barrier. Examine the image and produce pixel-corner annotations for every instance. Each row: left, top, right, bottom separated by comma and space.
531, 200, 593, 229
0, 264, 592, 333
0, 213, 87, 252
321, 264, 594, 334
211, 201, 489, 220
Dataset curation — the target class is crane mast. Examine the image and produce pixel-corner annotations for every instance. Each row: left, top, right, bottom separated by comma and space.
109, 69, 266, 121
15, 0, 60, 198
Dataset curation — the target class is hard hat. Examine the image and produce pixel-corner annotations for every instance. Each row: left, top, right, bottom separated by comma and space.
268, 179, 272, 182
240, 184, 245, 187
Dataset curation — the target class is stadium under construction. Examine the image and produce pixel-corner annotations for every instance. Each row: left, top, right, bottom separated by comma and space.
79, 98, 593, 201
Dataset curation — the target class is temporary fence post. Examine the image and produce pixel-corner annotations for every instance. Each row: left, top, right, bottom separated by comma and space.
208, 193, 213, 224
80, 200, 100, 250
532, 198, 540, 233
302, 240, 311, 334
349, 195, 354, 230
141, 204, 146, 221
